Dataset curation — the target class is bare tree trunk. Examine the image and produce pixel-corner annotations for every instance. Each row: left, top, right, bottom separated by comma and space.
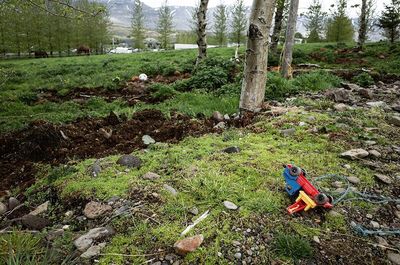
196, 0, 209, 66
239, 0, 276, 112
357, 0, 367, 50
270, 0, 285, 54
280, 0, 299, 79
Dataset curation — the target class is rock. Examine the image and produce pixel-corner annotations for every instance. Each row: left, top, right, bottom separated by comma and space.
0, 202, 7, 215
366, 101, 386, 108
341, 82, 361, 91
280, 128, 296, 137
29, 201, 49, 216
46, 228, 64, 241
308, 116, 316, 122
214, 122, 226, 129
232, 240, 241, 246
358, 88, 373, 99
331, 181, 343, 188
189, 207, 199, 215
374, 173, 392, 184
212, 111, 224, 122
142, 172, 161, 180
368, 150, 381, 158
370, 220, 380, 229
174, 235, 204, 255
234, 252, 242, 259
347, 176, 360, 185
313, 236, 320, 244
328, 211, 342, 218
366, 214, 373, 219
91, 163, 101, 177
142, 135, 156, 145
8, 197, 20, 211
81, 243, 106, 259
222, 146, 240, 153
299, 122, 307, 126
116, 155, 142, 168
74, 227, 115, 252
392, 104, 400, 112
21, 214, 50, 230
388, 115, 400, 126
224, 114, 230, 120
223, 201, 238, 210
163, 184, 178, 196
341, 149, 369, 160
376, 236, 388, 246
334, 103, 348, 111
365, 140, 376, 146
388, 252, 400, 265
334, 188, 346, 193
328, 88, 351, 103
395, 211, 400, 219
65, 210, 74, 218
83, 201, 112, 219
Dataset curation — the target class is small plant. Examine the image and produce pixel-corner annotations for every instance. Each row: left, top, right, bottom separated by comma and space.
148, 83, 176, 100
273, 233, 313, 260
293, 70, 342, 92
190, 67, 229, 91
352, 72, 374, 87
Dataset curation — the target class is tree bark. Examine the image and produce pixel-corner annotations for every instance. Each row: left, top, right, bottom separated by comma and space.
280, 0, 299, 79
270, 0, 285, 54
196, 0, 209, 65
239, 0, 276, 112
357, 0, 367, 50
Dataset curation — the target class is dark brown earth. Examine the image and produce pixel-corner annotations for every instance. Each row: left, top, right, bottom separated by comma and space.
0, 110, 253, 193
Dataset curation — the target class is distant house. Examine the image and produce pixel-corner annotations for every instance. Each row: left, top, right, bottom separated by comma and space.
174, 44, 217, 50
144, 38, 161, 50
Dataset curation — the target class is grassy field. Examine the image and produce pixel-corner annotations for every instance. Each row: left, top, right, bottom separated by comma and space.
1, 42, 400, 264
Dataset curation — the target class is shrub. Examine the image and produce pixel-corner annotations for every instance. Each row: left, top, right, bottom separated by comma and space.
148, 83, 176, 100
190, 67, 229, 91
292, 48, 309, 64
352, 72, 374, 87
265, 72, 296, 99
293, 70, 342, 92
171, 79, 192, 92
217, 82, 241, 96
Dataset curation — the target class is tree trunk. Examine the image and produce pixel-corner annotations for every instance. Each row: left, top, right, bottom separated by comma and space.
196, 0, 209, 65
239, 0, 276, 112
270, 1, 285, 54
280, 0, 299, 79
357, 0, 367, 50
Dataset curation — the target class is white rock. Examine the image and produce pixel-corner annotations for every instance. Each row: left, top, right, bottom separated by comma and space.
74, 227, 114, 252
366, 101, 386, 108
142, 172, 161, 180
374, 173, 392, 184
223, 201, 238, 210
163, 184, 178, 196
214, 122, 226, 129
368, 150, 381, 158
80, 243, 106, 259
334, 103, 348, 111
29, 201, 49, 216
313, 236, 320, 244
370, 220, 380, 229
0, 202, 7, 215
341, 149, 369, 160
347, 176, 360, 184
388, 252, 400, 265
142, 135, 156, 145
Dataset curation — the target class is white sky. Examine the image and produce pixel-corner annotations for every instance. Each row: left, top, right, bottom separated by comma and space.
143, 0, 390, 16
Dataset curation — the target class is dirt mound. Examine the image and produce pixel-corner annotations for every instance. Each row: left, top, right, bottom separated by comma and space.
0, 110, 250, 192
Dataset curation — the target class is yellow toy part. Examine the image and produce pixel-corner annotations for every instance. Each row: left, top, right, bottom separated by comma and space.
296, 190, 317, 211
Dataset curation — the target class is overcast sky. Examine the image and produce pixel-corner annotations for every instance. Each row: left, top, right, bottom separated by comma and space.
143, 0, 390, 16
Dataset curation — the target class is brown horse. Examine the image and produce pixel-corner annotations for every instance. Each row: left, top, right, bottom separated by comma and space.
77, 45, 90, 55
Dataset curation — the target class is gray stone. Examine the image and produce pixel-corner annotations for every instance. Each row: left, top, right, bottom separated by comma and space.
347, 176, 360, 185
74, 227, 115, 252
366, 101, 386, 108
223, 114, 230, 120
116, 155, 142, 168
388, 115, 400, 126
189, 207, 199, 215
328, 211, 342, 218
212, 111, 224, 122
0, 202, 7, 215
368, 150, 381, 158
83, 201, 112, 219
91, 163, 101, 177
81, 243, 106, 259
365, 140, 376, 146
299, 122, 307, 127
232, 240, 241, 246
331, 181, 343, 188
313, 236, 320, 244
142, 172, 161, 180
142, 135, 156, 145
214, 122, 226, 129
163, 184, 178, 196
280, 128, 296, 137
8, 197, 20, 211
234, 252, 242, 259
370, 220, 380, 229
388, 252, 400, 265
223, 201, 238, 210
392, 104, 400, 112
46, 228, 64, 241
358, 88, 373, 99
29, 201, 49, 216
395, 211, 400, 219
328, 88, 351, 103
376, 236, 388, 246
222, 146, 240, 153
334, 188, 346, 193
374, 173, 392, 184
341, 82, 361, 91
366, 214, 373, 219
341, 149, 369, 159
21, 214, 50, 230
334, 103, 348, 111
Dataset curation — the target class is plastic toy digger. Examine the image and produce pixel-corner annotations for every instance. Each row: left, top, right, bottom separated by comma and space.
283, 164, 333, 214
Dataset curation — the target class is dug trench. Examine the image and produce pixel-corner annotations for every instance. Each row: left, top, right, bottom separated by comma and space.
0, 110, 253, 193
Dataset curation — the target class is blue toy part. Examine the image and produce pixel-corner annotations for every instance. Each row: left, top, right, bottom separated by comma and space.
283, 167, 301, 196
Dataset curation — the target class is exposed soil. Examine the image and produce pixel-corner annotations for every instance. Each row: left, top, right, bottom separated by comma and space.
0, 110, 252, 193
34, 73, 191, 105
